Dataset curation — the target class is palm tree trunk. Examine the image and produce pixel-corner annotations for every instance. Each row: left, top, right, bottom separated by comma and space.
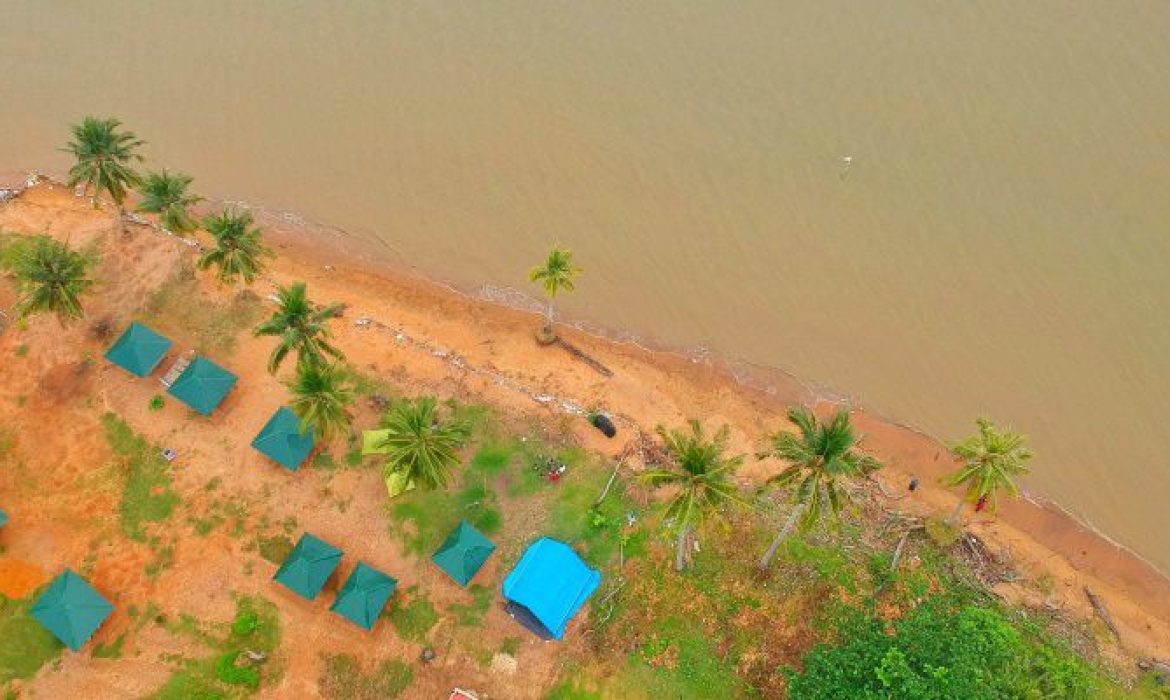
946, 498, 965, 525
117, 202, 128, 234
544, 298, 555, 334
675, 523, 690, 572
758, 503, 805, 570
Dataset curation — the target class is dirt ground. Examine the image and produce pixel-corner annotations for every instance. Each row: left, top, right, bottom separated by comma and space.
1, 182, 1168, 699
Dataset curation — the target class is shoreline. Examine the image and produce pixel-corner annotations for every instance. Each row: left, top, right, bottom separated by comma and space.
4, 175, 1170, 662
220, 177, 1170, 584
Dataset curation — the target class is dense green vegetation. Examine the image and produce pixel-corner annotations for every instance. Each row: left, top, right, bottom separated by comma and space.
197, 209, 272, 293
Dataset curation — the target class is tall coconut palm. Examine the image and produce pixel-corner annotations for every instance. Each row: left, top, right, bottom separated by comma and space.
287, 362, 354, 441
197, 209, 272, 294
254, 281, 344, 374
136, 170, 202, 234
528, 247, 581, 341
376, 396, 471, 490
63, 117, 144, 231
638, 421, 747, 571
944, 418, 1032, 523
5, 235, 95, 323
757, 407, 881, 570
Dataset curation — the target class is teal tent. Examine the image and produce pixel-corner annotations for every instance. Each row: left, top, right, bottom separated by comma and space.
0, 507, 7, 528
251, 407, 315, 471
30, 569, 113, 651
330, 562, 397, 630
104, 322, 172, 377
432, 520, 496, 587
168, 356, 237, 416
273, 533, 342, 600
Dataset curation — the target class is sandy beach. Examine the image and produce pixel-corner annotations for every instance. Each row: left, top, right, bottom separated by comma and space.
1, 179, 1168, 696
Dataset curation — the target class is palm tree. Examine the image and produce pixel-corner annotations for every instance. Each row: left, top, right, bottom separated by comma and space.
197, 209, 272, 294
528, 247, 581, 342
136, 170, 202, 234
5, 236, 95, 323
757, 406, 881, 570
287, 362, 354, 441
637, 421, 747, 571
63, 117, 144, 231
944, 418, 1032, 523
254, 281, 345, 374
376, 396, 471, 490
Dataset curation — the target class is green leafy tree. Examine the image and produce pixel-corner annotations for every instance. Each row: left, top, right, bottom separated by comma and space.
637, 420, 747, 571
944, 418, 1032, 523
287, 362, 354, 441
136, 170, 202, 234
254, 281, 344, 374
376, 396, 471, 490
786, 598, 1100, 699
4, 235, 95, 323
197, 209, 272, 294
528, 247, 581, 340
63, 116, 144, 231
757, 406, 881, 570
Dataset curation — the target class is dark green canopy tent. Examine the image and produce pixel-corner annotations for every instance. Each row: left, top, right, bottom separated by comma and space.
273, 533, 342, 600
431, 520, 496, 587
104, 322, 172, 377
167, 356, 237, 416
251, 407, 315, 471
330, 562, 397, 630
30, 569, 114, 651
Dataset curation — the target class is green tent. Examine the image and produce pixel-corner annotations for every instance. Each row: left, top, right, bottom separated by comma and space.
383, 471, 417, 499
361, 429, 391, 455
0, 507, 7, 528
432, 520, 496, 587
252, 407, 315, 471
330, 562, 397, 630
273, 533, 342, 600
104, 322, 172, 377
30, 569, 113, 651
168, 356, 237, 416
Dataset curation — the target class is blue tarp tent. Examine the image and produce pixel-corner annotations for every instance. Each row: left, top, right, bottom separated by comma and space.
501, 537, 600, 640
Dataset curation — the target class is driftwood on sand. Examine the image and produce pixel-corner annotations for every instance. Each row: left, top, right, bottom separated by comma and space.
1084, 586, 1121, 640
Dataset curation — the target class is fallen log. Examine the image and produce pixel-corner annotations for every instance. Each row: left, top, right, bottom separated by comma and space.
1084, 586, 1121, 640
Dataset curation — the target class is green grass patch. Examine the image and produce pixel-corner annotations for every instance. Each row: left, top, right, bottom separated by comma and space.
102, 413, 179, 541
92, 633, 126, 660
141, 275, 264, 357
318, 654, 414, 699
149, 596, 280, 699
386, 589, 439, 642
257, 535, 294, 565
448, 584, 494, 627
13, 344, 28, 358
621, 616, 747, 699
0, 593, 64, 685
546, 680, 602, 700
387, 470, 502, 556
